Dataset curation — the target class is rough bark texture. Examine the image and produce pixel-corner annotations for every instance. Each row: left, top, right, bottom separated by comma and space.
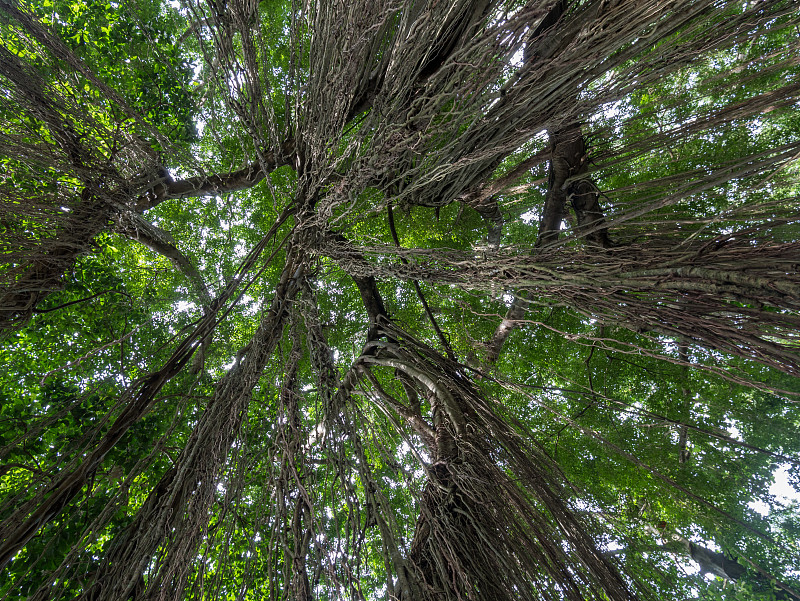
3, 0, 800, 599
0, 196, 114, 332
134, 139, 296, 210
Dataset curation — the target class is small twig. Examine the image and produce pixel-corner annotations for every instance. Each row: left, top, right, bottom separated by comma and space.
0, 462, 48, 478
32, 289, 131, 314
40, 319, 153, 385
387, 204, 457, 362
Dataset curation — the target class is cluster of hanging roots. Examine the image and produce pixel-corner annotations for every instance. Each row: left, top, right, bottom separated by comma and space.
2, 0, 800, 599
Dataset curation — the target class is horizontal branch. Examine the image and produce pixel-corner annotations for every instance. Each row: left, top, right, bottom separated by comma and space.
135, 139, 295, 211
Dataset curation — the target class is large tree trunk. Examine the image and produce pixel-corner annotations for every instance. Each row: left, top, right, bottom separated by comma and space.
362, 325, 638, 601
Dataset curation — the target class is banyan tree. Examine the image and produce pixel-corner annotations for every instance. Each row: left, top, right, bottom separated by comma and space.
1, 0, 799, 599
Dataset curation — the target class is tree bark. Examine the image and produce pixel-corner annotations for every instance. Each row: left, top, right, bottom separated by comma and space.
134, 139, 296, 211
75, 253, 305, 601
0, 195, 113, 332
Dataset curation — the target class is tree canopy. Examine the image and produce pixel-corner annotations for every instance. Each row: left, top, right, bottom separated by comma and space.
1, 0, 800, 599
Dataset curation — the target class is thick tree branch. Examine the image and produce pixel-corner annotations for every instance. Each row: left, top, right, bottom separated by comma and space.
362, 354, 466, 437
644, 524, 799, 599
485, 295, 529, 365
481, 0, 587, 364
535, 124, 587, 247
351, 274, 390, 343
483, 126, 583, 364
662, 537, 746, 581
0, 195, 114, 333
360, 367, 437, 450
115, 213, 212, 306
485, 124, 612, 363
569, 179, 614, 248
135, 139, 295, 211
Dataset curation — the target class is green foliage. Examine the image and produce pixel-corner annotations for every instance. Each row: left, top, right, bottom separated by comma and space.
1, 0, 800, 600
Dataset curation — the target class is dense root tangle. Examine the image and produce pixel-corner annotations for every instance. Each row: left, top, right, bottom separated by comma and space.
357, 324, 641, 601
1, 0, 800, 599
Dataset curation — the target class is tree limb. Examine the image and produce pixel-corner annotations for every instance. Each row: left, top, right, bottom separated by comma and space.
360, 367, 437, 450
135, 139, 295, 211
114, 212, 212, 306
485, 122, 608, 363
